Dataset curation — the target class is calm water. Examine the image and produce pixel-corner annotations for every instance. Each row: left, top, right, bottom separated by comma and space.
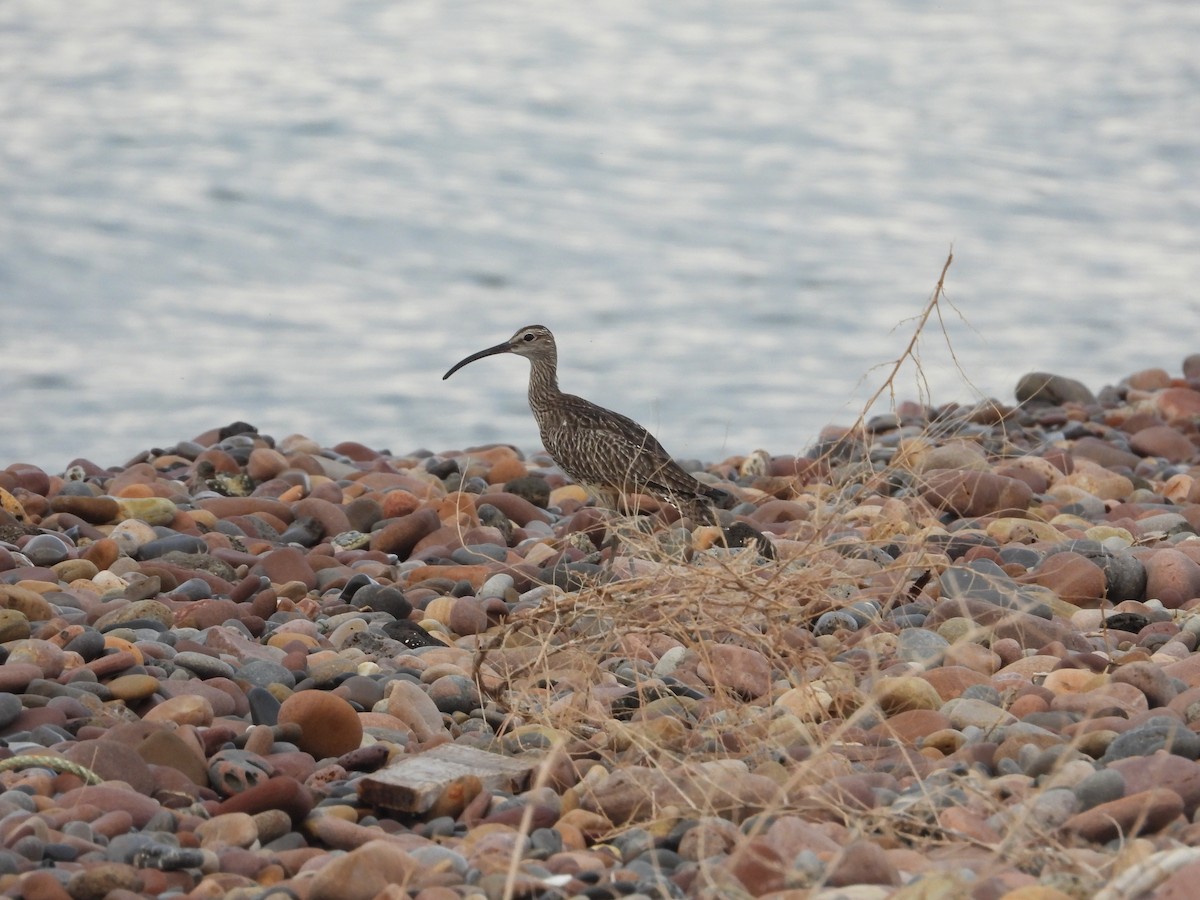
2, 1, 1198, 471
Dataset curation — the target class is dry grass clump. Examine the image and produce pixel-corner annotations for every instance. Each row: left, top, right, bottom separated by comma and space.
471, 252, 1116, 896
474, 251, 958, 750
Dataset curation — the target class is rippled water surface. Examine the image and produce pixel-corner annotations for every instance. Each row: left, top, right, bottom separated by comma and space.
3, 1, 1198, 470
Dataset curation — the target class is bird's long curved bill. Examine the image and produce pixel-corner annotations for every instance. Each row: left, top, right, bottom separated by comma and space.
442, 342, 512, 380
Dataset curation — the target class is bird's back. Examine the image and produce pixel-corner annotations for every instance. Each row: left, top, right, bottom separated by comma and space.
536, 391, 713, 503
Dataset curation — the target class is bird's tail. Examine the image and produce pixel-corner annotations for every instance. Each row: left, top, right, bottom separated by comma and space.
684, 485, 729, 524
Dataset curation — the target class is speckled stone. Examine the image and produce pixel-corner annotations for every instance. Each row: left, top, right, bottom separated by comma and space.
427, 674, 482, 715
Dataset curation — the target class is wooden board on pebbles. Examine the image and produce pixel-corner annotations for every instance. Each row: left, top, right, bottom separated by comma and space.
358, 744, 535, 813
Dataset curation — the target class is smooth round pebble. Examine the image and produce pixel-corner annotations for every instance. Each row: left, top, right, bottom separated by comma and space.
277, 690, 364, 759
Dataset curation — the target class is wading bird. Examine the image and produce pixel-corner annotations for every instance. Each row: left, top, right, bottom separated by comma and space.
443, 325, 724, 522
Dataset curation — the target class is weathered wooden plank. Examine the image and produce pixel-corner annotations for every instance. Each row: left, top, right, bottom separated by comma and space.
358, 743, 536, 813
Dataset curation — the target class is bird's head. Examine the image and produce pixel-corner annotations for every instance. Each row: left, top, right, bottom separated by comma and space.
443, 324, 557, 379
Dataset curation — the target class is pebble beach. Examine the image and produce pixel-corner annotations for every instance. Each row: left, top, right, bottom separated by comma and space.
4, 357, 1200, 900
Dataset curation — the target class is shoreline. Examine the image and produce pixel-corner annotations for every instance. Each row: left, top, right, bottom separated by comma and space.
3, 358, 1200, 898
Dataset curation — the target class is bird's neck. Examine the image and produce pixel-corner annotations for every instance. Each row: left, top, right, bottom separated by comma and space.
527, 357, 560, 415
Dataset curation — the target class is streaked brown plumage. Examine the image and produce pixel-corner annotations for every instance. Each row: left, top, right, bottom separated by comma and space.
443, 325, 721, 522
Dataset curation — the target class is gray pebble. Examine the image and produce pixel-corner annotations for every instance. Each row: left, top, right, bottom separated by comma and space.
1099, 553, 1146, 602
351, 584, 413, 619
21, 533, 72, 566
452, 544, 508, 563
624, 859, 681, 883
787, 849, 825, 888
611, 827, 656, 862
996, 757, 1024, 776
0, 693, 22, 729
959, 725, 988, 744
939, 560, 1054, 616
247, 687, 281, 727
263, 832, 308, 853
106, 832, 177, 864
460, 476, 490, 494
476, 504, 514, 543
144, 810, 178, 833
10, 835, 44, 862
814, 610, 861, 636
1102, 717, 1200, 763
528, 830, 559, 859
172, 651, 236, 680
408, 844, 469, 876
521, 520, 555, 539
238, 659, 296, 690
1181, 616, 1200, 639
29, 724, 73, 746
169, 577, 214, 601
1025, 745, 1087, 778
477, 573, 516, 601
960, 684, 1002, 706
1135, 512, 1194, 537
42, 843, 77, 863
630, 848, 684, 877
998, 545, 1045, 568
421, 816, 458, 839
338, 573, 375, 602
1025, 787, 1081, 828
941, 698, 1017, 732
896, 629, 949, 666
429, 674, 482, 715
0, 790, 37, 813
133, 843, 207, 871
138, 534, 208, 559
134, 639, 175, 659
845, 599, 883, 624
1073, 768, 1126, 810
61, 820, 95, 843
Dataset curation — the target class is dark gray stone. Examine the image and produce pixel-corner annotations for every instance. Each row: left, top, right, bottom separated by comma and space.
1072, 768, 1125, 810
1015, 372, 1096, 406
814, 610, 862, 636
0, 692, 22, 729
895, 629, 949, 665
171, 651, 236, 680
246, 686, 281, 727
138, 534, 208, 560
352, 583, 413, 620
238, 659, 296, 690
20, 534, 71, 567
1102, 718, 1200, 763
939, 560, 1054, 617
168, 577, 214, 601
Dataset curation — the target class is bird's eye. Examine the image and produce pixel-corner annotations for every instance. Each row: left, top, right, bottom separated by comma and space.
523, 333, 535, 342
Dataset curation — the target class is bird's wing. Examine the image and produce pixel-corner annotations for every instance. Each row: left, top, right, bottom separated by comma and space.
547, 394, 707, 498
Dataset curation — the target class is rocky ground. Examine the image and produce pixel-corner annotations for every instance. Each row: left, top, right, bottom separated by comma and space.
4, 358, 1200, 900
